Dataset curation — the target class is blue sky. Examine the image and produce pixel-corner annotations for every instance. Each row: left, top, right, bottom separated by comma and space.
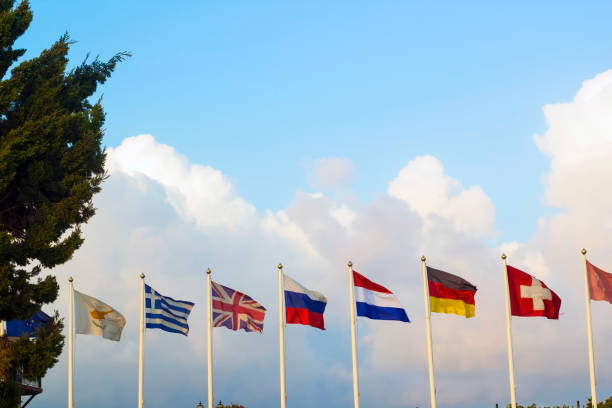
13, 1, 612, 407
18, 1, 612, 243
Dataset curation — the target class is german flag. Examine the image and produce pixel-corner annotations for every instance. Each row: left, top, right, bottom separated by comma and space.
427, 267, 477, 318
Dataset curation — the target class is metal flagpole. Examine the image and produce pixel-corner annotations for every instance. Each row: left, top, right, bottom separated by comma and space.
278, 263, 287, 408
502, 254, 517, 408
348, 261, 360, 408
581, 248, 598, 408
138, 273, 145, 408
206, 268, 214, 408
420, 256, 437, 408
68, 277, 74, 408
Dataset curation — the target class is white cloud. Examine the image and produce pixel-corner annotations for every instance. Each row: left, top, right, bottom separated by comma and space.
388, 155, 496, 238
106, 134, 256, 230
535, 70, 612, 215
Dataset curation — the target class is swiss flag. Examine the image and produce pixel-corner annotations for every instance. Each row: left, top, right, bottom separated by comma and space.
507, 265, 561, 319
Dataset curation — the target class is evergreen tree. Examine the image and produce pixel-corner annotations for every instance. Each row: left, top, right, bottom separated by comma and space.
0, 0, 127, 404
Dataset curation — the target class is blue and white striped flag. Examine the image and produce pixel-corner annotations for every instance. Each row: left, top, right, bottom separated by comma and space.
145, 284, 194, 336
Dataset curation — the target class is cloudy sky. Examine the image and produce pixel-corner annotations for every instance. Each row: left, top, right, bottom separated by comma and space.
14, 1, 612, 407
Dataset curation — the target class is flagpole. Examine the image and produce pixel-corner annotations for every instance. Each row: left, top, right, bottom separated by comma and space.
278, 263, 287, 408
582, 248, 598, 408
138, 273, 145, 408
68, 277, 74, 408
348, 261, 360, 408
206, 268, 214, 408
420, 256, 437, 408
502, 254, 517, 408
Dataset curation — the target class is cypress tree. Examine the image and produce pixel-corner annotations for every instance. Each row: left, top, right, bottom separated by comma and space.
0, 1, 127, 404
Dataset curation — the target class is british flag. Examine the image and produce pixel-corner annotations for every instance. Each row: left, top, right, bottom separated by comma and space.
211, 281, 267, 333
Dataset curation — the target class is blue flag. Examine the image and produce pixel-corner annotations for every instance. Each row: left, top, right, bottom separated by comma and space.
145, 284, 194, 336
6, 310, 52, 337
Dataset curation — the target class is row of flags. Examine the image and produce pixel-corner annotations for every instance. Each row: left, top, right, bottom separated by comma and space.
9, 252, 609, 407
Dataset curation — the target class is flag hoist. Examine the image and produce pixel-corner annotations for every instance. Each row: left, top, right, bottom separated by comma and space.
138, 273, 145, 408
347, 261, 360, 408
420, 256, 437, 408
501, 254, 517, 408
278, 263, 287, 408
68, 277, 74, 408
206, 268, 214, 408
581, 248, 598, 408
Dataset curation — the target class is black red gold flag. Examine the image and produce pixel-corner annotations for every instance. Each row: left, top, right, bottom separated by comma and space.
427, 267, 477, 318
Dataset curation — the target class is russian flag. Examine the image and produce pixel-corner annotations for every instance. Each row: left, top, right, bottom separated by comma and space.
284, 274, 327, 330
353, 271, 410, 322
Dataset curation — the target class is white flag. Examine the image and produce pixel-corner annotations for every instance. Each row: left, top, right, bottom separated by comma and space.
74, 290, 126, 341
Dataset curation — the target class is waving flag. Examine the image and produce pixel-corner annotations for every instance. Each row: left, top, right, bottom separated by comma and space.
6, 310, 52, 338
284, 274, 327, 330
427, 267, 477, 318
586, 260, 612, 304
507, 265, 561, 319
211, 281, 266, 333
74, 290, 127, 341
353, 271, 409, 322
145, 284, 194, 335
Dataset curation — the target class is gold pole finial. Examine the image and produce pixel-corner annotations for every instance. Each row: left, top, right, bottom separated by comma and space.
582, 248, 587, 255
421, 255, 426, 262
140, 273, 145, 279
501, 253, 507, 260
278, 263, 283, 270
347, 261, 353, 267
206, 268, 211, 275
68, 276, 73, 283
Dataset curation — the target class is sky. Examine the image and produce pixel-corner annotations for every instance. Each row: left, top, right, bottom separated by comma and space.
10, 1, 612, 407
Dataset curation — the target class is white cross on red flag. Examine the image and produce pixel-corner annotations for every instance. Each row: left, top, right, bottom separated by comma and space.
507, 265, 562, 319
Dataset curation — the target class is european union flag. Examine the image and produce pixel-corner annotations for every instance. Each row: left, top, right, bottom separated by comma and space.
6, 310, 52, 337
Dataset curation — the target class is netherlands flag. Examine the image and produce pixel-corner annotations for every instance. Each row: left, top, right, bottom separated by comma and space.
353, 271, 410, 322
284, 274, 327, 330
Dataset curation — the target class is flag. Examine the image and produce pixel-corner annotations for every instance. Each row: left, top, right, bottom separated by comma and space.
586, 260, 612, 304
284, 274, 327, 330
507, 265, 561, 319
427, 266, 477, 318
353, 271, 410, 322
74, 290, 126, 341
6, 310, 52, 338
211, 281, 266, 333
145, 284, 194, 336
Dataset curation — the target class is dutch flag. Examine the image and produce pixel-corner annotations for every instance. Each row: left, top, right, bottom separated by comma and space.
353, 271, 410, 322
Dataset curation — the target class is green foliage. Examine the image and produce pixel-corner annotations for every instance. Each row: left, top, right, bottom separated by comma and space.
11, 312, 64, 380
0, 0, 127, 405
0, 0, 128, 321
0, 0, 32, 80
0, 377, 20, 408
587, 396, 612, 408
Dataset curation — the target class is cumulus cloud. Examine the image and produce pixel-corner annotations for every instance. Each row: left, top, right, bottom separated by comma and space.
106, 135, 256, 230
388, 155, 496, 238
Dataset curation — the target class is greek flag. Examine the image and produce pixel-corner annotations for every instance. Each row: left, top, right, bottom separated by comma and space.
145, 284, 194, 336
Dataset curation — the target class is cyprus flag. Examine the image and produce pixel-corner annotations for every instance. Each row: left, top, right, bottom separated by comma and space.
74, 290, 126, 341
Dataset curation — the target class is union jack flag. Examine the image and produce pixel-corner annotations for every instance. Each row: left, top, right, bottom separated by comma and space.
211, 281, 266, 333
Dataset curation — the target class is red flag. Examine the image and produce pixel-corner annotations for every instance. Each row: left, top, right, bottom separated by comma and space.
507, 265, 561, 319
587, 260, 612, 304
